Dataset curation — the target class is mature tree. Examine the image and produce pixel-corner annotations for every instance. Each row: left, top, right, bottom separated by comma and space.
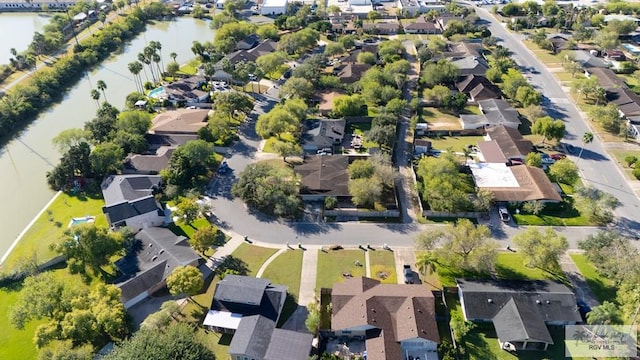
513, 228, 568, 271
90, 89, 101, 108
166, 61, 180, 77
579, 230, 639, 281
232, 161, 301, 217
515, 86, 542, 107
577, 131, 594, 161
348, 159, 376, 179
574, 186, 619, 225
51, 224, 123, 275
549, 158, 579, 184
532, 116, 565, 143
423, 85, 451, 106
163, 140, 218, 188
526, 152, 542, 167
38, 341, 94, 360
587, 301, 622, 325
190, 225, 221, 254
104, 323, 215, 360
473, 189, 495, 212
272, 141, 301, 163
416, 252, 437, 278
605, 19, 638, 36
96, 80, 108, 103
324, 42, 345, 57
333, 94, 366, 117
277, 28, 320, 55
357, 51, 377, 65
291, 54, 325, 83
416, 154, 473, 212
450, 312, 476, 343
280, 77, 314, 99
570, 76, 600, 101
166, 265, 204, 302
256, 23, 280, 40
116, 110, 152, 135
563, 60, 583, 78
442, 92, 468, 113
214, 21, 256, 54
90, 142, 124, 178
416, 219, 497, 272
588, 103, 622, 134
213, 91, 253, 121
383, 98, 407, 117
256, 51, 287, 76
52, 128, 90, 153
173, 197, 201, 226
256, 107, 300, 139
422, 59, 460, 87
349, 178, 383, 207
365, 124, 396, 149
501, 68, 529, 99
595, 31, 620, 51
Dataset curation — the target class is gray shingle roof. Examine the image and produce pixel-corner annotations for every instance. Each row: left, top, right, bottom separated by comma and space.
214, 275, 271, 306
264, 329, 313, 360
228, 315, 276, 359
492, 298, 554, 344
101, 175, 162, 206
103, 196, 163, 224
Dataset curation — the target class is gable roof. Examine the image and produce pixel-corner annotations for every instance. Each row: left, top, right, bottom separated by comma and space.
228, 315, 277, 359
471, 163, 562, 202
314, 90, 346, 113
450, 56, 489, 76
150, 108, 210, 135
477, 140, 507, 163
125, 146, 175, 174
457, 278, 581, 324
492, 298, 554, 344
236, 33, 260, 50
456, 75, 501, 101
294, 156, 350, 197
214, 275, 271, 306
573, 50, 609, 69
460, 99, 520, 129
101, 174, 163, 205
608, 87, 640, 117
338, 63, 372, 83
331, 277, 440, 360
103, 196, 163, 224
485, 125, 533, 159
587, 67, 626, 90
264, 329, 314, 360
225, 39, 277, 65
163, 76, 208, 103
302, 118, 346, 148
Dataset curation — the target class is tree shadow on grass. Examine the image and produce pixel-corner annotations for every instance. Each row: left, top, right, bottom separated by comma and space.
214, 255, 249, 277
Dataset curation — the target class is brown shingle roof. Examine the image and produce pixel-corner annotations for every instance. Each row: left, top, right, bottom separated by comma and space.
150, 109, 210, 135
331, 277, 440, 360
485, 125, 533, 159
483, 165, 562, 202
338, 63, 372, 84
293, 156, 350, 197
588, 67, 626, 90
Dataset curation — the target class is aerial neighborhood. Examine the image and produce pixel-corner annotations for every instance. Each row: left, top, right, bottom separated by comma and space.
2, 0, 640, 359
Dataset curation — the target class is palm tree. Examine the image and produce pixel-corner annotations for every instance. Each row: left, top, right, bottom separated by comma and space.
152, 53, 162, 81
128, 61, 143, 93
138, 52, 154, 83
587, 301, 622, 325
151, 41, 164, 74
90, 89, 101, 108
416, 253, 437, 277
170, 52, 177, 63
143, 46, 158, 82
96, 80, 107, 103
577, 131, 594, 163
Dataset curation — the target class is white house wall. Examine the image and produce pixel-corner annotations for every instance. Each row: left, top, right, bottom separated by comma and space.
124, 211, 165, 232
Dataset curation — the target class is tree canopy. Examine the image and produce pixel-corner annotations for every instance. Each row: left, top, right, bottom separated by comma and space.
513, 228, 568, 271
162, 140, 218, 189
416, 154, 473, 212
421, 59, 460, 87
532, 116, 565, 143
166, 265, 204, 300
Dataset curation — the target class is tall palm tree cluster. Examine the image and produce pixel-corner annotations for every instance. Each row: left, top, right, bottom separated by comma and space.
129, 40, 165, 91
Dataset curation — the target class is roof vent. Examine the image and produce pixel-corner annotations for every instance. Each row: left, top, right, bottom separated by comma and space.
148, 243, 153, 247
152, 255, 158, 261
536, 300, 542, 304
159, 249, 165, 255
488, 299, 493, 303
546, 300, 550, 304
371, 308, 376, 313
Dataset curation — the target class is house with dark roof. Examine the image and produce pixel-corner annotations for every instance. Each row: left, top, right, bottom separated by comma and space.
115, 227, 200, 308
294, 155, 350, 200
573, 50, 609, 69
338, 63, 372, 84
484, 125, 533, 161
162, 76, 209, 105
586, 67, 626, 90
447, 41, 483, 58
457, 279, 581, 352
222, 39, 277, 66
301, 118, 346, 151
450, 56, 489, 77
124, 146, 175, 175
404, 16, 442, 34
327, 277, 440, 360
203, 275, 312, 360
101, 175, 165, 231
456, 75, 501, 102
548, 35, 572, 54
362, 21, 401, 35
608, 87, 640, 118
149, 108, 210, 135
235, 33, 261, 50
459, 99, 520, 130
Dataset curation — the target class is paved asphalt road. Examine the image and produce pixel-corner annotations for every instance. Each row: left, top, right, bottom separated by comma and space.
473, 6, 640, 235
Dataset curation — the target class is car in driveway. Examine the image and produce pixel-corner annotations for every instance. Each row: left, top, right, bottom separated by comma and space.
498, 206, 511, 223
403, 265, 414, 284
550, 153, 566, 160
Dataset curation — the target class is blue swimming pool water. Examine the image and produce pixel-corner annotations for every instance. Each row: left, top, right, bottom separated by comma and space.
148, 86, 166, 98
71, 216, 95, 226
622, 43, 640, 55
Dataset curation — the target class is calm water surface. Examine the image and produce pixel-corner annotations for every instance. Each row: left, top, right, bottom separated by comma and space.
0, 17, 214, 260
0, 13, 50, 64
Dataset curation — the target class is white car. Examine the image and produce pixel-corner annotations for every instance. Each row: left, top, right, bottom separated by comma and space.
498, 207, 511, 223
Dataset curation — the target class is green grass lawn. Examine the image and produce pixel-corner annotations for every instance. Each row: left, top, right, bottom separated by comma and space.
178, 59, 200, 75
522, 40, 564, 66
348, 122, 378, 150
426, 135, 486, 152
422, 107, 463, 131
1, 191, 107, 273
167, 218, 229, 258
569, 254, 617, 303
229, 243, 278, 277
316, 249, 366, 292
368, 250, 397, 284
262, 133, 297, 153
261, 249, 303, 299
609, 149, 640, 180
512, 199, 591, 226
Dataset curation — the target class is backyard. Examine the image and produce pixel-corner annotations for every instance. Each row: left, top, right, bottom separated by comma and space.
368, 250, 397, 284
569, 253, 617, 303
316, 249, 366, 292
426, 134, 486, 152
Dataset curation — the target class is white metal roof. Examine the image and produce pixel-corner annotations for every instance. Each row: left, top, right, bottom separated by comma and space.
203, 310, 243, 329
468, 162, 519, 188
262, 0, 288, 7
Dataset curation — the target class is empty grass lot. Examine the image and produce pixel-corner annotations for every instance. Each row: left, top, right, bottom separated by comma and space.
609, 149, 640, 180
260, 249, 303, 299
316, 249, 366, 292
427, 135, 486, 152
368, 250, 397, 284
1, 191, 107, 273
569, 254, 617, 303
229, 244, 278, 277
422, 107, 462, 131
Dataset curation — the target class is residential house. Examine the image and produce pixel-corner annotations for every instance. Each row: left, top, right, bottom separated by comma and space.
450, 56, 489, 77
215, 40, 278, 79
235, 34, 260, 51
123, 146, 175, 175
115, 227, 200, 308
397, 0, 445, 16
457, 279, 581, 351
415, 122, 428, 136
314, 89, 347, 116
338, 63, 372, 84
603, 14, 640, 24
404, 16, 442, 34
101, 175, 166, 230
476, 140, 507, 164
328, 277, 440, 360
484, 125, 533, 161
447, 41, 483, 58
293, 155, 350, 200
456, 75, 502, 102
469, 162, 562, 202
162, 76, 209, 105
414, 139, 432, 155
604, 50, 626, 61
586, 67, 626, 90
548, 35, 572, 54
609, 87, 640, 118
301, 118, 346, 151
573, 50, 609, 69
203, 275, 312, 360
459, 99, 520, 130
363, 21, 401, 35
261, 0, 288, 15
149, 108, 210, 135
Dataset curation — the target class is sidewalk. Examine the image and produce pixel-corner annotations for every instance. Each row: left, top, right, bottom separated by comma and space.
558, 252, 600, 308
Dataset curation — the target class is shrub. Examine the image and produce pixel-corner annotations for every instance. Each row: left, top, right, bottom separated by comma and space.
324, 196, 338, 210
633, 167, 640, 180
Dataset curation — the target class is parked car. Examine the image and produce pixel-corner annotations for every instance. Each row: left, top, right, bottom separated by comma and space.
317, 148, 332, 156
403, 265, 414, 284
550, 153, 566, 160
218, 161, 229, 174
498, 206, 511, 223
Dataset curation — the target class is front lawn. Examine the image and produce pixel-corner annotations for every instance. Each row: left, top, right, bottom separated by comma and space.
368, 250, 397, 284
609, 149, 640, 180
511, 199, 591, 226
260, 249, 303, 299
229, 244, 278, 276
167, 218, 228, 258
426, 135, 486, 152
262, 133, 297, 153
1, 191, 107, 273
316, 249, 366, 292
569, 254, 617, 303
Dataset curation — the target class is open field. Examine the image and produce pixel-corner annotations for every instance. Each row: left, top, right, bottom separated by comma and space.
368, 250, 397, 284
422, 107, 463, 131
316, 249, 366, 292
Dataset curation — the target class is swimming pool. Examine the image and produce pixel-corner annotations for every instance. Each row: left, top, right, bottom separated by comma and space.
148, 86, 166, 99
622, 43, 640, 56
68, 216, 96, 228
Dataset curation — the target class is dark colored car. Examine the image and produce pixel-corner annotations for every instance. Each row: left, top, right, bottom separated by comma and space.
218, 161, 229, 174
403, 265, 414, 284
